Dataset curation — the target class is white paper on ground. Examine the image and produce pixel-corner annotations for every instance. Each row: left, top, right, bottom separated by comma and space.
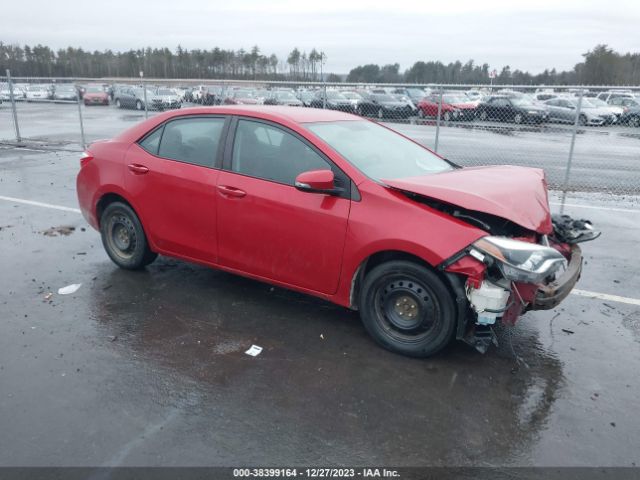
245, 345, 263, 356
58, 283, 82, 295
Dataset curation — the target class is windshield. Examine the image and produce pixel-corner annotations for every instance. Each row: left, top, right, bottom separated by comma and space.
234, 89, 254, 98
442, 95, 467, 104
276, 91, 296, 100
511, 98, 535, 107
341, 92, 362, 100
589, 98, 607, 107
157, 88, 173, 95
85, 86, 103, 93
325, 91, 346, 100
306, 120, 452, 181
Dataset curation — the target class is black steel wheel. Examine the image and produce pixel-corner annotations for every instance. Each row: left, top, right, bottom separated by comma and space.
359, 260, 457, 357
100, 201, 157, 269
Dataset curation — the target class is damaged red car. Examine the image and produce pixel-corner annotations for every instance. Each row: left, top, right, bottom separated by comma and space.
76, 106, 599, 357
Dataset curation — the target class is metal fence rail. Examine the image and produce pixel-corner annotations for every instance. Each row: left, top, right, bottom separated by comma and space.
1, 73, 639, 199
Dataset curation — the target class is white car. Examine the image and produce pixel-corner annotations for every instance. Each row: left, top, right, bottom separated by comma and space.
25, 85, 50, 101
0, 84, 26, 101
587, 97, 623, 122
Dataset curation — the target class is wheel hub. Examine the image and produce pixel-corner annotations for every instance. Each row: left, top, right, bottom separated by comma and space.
114, 225, 131, 250
393, 295, 419, 318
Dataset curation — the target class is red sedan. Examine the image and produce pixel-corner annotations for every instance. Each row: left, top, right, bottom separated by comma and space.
417, 93, 477, 121
76, 106, 597, 357
83, 85, 109, 106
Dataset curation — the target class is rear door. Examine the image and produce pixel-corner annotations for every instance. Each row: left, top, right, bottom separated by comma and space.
125, 116, 228, 263
216, 117, 351, 294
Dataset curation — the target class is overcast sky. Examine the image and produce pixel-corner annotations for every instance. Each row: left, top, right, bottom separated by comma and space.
3, 0, 639, 73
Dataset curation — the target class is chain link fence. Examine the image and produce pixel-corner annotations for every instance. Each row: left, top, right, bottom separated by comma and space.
2, 73, 639, 196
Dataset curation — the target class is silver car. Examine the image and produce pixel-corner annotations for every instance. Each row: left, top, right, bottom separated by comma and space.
544, 97, 616, 126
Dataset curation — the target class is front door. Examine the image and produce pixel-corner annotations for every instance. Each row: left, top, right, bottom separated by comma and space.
216, 118, 351, 294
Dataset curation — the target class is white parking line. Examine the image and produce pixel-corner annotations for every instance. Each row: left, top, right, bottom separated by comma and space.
550, 202, 640, 214
2, 194, 639, 306
570, 289, 640, 306
0, 195, 81, 213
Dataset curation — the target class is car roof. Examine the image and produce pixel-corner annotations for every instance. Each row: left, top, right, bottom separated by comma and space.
162, 105, 360, 124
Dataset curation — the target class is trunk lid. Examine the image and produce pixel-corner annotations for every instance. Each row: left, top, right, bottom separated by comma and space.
383, 165, 553, 234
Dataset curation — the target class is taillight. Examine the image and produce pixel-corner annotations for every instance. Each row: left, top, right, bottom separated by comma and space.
80, 151, 94, 167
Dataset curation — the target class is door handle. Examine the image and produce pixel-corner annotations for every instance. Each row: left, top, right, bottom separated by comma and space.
127, 164, 149, 175
217, 185, 246, 198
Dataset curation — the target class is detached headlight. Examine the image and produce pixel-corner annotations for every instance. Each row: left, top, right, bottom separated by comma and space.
471, 236, 567, 284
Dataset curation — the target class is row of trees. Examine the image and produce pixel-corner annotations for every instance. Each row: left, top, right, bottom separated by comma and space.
1, 42, 638, 85
0, 43, 327, 80
348, 45, 640, 85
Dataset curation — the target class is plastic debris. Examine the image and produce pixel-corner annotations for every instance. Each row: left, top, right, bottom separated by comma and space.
58, 283, 82, 295
44, 292, 53, 301
245, 345, 263, 357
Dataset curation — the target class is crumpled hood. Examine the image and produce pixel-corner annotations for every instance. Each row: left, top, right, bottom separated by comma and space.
383, 165, 553, 234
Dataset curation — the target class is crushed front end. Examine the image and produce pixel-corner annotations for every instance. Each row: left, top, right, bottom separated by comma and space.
441, 214, 600, 353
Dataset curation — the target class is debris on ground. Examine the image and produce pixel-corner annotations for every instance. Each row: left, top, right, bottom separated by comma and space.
245, 345, 263, 356
58, 283, 82, 295
108, 335, 118, 342
43, 292, 53, 301
320, 334, 325, 340
561, 328, 575, 335
42, 226, 75, 237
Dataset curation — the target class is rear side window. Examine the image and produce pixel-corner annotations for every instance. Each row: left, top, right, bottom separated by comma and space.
157, 117, 225, 167
139, 127, 163, 155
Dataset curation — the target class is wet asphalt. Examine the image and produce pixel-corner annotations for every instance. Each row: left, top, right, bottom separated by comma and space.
0, 119, 639, 467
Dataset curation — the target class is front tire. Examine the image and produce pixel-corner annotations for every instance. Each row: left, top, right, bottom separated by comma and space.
514, 113, 523, 124
100, 202, 157, 270
358, 260, 457, 357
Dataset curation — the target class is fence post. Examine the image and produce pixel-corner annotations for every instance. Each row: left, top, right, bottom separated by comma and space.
76, 84, 86, 149
560, 89, 584, 213
434, 86, 443, 153
322, 83, 327, 109
6, 69, 22, 143
140, 71, 148, 119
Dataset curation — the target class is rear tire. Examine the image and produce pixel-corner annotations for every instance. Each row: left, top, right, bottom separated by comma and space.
100, 202, 157, 270
578, 114, 587, 126
358, 260, 457, 357
443, 111, 452, 122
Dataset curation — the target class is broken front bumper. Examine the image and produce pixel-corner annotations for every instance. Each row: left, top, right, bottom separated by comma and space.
531, 244, 582, 310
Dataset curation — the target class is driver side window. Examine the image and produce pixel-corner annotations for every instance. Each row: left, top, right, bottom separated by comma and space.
231, 119, 329, 185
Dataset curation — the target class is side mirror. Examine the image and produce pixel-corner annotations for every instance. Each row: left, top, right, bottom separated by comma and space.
295, 170, 341, 195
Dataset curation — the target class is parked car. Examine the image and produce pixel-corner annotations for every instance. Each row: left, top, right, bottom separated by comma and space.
25, 85, 50, 102
76, 106, 597, 357
150, 88, 182, 110
0, 83, 25, 101
476, 96, 548, 124
114, 87, 150, 110
353, 92, 413, 119
587, 97, 624, 120
297, 90, 316, 107
618, 104, 640, 127
597, 91, 635, 103
83, 85, 110, 106
608, 96, 640, 113
340, 91, 364, 110
308, 90, 355, 113
392, 87, 426, 106
264, 90, 304, 106
544, 98, 616, 125
53, 84, 78, 101
224, 89, 259, 105
417, 93, 477, 121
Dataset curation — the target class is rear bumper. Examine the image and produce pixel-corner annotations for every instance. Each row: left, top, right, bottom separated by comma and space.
531, 244, 582, 310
